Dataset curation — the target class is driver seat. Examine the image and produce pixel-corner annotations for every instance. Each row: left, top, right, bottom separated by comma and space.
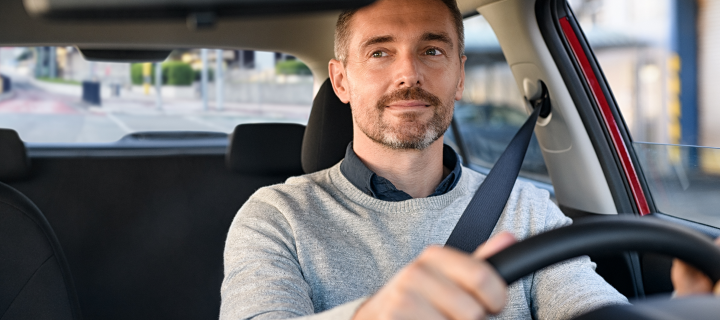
0, 129, 82, 320
301, 78, 353, 173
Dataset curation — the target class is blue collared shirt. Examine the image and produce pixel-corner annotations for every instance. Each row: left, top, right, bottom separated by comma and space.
339, 142, 462, 201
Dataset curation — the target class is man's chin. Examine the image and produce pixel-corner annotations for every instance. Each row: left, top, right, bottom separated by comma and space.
383, 111, 433, 124
373, 129, 441, 151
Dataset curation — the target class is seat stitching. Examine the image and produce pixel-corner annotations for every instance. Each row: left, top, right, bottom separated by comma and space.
0, 255, 55, 319
0, 199, 77, 319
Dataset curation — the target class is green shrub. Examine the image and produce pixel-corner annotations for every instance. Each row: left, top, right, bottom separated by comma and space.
130, 62, 193, 86
164, 62, 193, 86
130, 63, 144, 85
275, 60, 311, 75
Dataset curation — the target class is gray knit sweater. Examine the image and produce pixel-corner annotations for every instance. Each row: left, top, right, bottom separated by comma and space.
221, 163, 628, 320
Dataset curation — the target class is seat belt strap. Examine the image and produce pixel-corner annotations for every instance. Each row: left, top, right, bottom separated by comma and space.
445, 84, 550, 253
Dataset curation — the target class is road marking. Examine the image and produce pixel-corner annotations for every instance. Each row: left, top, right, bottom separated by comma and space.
183, 115, 227, 131
106, 112, 133, 133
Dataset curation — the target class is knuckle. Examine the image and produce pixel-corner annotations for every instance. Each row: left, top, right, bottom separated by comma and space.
387, 309, 405, 320
465, 305, 486, 320
420, 245, 443, 260
402, 263, 424, 281
383, 291, 415, 320
486, 286, 508, 314
469, 267, 489, 288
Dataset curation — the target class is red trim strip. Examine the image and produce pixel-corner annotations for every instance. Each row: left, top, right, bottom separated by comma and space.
558, 17, 650, 215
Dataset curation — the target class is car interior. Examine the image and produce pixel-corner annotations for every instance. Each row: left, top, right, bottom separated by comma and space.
1, 0, 719, 319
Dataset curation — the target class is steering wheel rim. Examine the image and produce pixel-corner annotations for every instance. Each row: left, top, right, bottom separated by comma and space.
486, 216, 720, 285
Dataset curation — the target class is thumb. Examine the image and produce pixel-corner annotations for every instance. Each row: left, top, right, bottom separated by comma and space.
473, 231, 517, 260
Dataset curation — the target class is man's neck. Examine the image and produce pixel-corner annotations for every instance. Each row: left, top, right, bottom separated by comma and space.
352, 132, 447, 199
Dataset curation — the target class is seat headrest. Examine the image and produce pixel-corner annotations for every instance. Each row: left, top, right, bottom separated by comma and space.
301, 78, 353, 174
226, 123, 305, 176
0, 129, 30, 181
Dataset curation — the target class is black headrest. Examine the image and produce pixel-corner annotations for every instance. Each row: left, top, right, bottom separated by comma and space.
301, 78, 353, 174
0, 129, 30, 181
226, 123, 305, 176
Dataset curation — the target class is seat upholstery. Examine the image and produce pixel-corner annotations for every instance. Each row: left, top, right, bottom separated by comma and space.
301, 78, 354, 174
0, 129, 30, 182
0, 182, 82, 320
226, 123, 306, 176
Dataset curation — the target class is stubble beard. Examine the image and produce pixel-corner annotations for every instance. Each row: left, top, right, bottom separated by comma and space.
352, 86, 454, 151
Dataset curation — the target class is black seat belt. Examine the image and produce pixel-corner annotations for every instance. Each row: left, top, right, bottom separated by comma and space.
445, 82, 551, 253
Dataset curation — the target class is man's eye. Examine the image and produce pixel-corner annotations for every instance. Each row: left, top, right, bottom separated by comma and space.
371, 51, 387, 58
425, 48, 443, 56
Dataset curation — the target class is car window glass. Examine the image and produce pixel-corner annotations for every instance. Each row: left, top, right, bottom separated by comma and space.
571, 0, 720, 227
447, 15, 551, 185
0, 47, 312, 143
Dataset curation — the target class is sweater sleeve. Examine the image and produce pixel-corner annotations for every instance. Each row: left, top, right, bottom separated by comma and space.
220, 193, 365, 320
530, 201, 630, 320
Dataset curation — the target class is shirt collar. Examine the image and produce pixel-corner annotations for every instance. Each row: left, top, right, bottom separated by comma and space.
339, 142, 462, 201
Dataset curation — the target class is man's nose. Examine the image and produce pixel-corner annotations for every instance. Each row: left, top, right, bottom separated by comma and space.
394, 52, 423, 88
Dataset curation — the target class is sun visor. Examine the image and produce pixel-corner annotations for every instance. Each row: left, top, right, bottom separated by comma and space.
23, 0, 377, 20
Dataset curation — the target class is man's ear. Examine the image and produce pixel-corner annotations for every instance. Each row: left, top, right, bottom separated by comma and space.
455, 55, 467, 101
329, 59, 351, 104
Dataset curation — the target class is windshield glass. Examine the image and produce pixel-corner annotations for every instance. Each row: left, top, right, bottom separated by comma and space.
0, 47, 312, 143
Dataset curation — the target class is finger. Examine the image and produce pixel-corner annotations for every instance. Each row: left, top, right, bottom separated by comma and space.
411, 263, 488, 320
672, 236, 720, 296
671, 258, 713, 296
418, 246, 507, 314
472, 232, 517, 260
404, 291, 450, 320
354, 277, 447, 320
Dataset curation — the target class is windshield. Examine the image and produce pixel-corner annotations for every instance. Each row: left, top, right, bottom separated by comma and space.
0, 47, 312, 143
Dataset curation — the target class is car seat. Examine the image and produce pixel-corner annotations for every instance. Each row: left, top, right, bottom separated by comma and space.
301, 78, 353, 174
226, 123, 306, 177
0, 128, 82, 320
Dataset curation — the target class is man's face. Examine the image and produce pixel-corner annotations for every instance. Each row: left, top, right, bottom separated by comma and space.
331, 0, 466, 150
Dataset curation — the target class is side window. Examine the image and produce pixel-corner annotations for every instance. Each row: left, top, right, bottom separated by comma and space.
0, 47, 312, 143
448, 15, 551, 185
571, 0, 720, 227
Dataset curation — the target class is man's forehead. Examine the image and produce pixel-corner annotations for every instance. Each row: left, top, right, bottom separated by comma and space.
348, 0, 458, 47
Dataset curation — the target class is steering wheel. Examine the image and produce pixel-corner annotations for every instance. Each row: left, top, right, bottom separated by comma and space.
485, 216, 720, 320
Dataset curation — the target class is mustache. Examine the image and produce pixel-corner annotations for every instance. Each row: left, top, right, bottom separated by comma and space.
376, 87, 443, 110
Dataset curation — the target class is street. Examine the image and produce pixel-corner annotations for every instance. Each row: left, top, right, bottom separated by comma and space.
0, 75, 310, 143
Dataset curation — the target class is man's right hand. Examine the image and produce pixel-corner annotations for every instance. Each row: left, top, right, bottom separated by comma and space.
352, 232, 517, 320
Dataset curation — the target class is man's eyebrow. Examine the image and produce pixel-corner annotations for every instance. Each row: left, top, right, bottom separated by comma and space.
421, 32, 454, 49
361, 35, 396, 48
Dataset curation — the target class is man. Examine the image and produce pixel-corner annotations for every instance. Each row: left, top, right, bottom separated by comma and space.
221, 0, 719, 319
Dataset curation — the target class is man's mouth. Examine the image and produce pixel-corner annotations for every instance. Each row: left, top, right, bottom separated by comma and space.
386, 100, 431, 108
